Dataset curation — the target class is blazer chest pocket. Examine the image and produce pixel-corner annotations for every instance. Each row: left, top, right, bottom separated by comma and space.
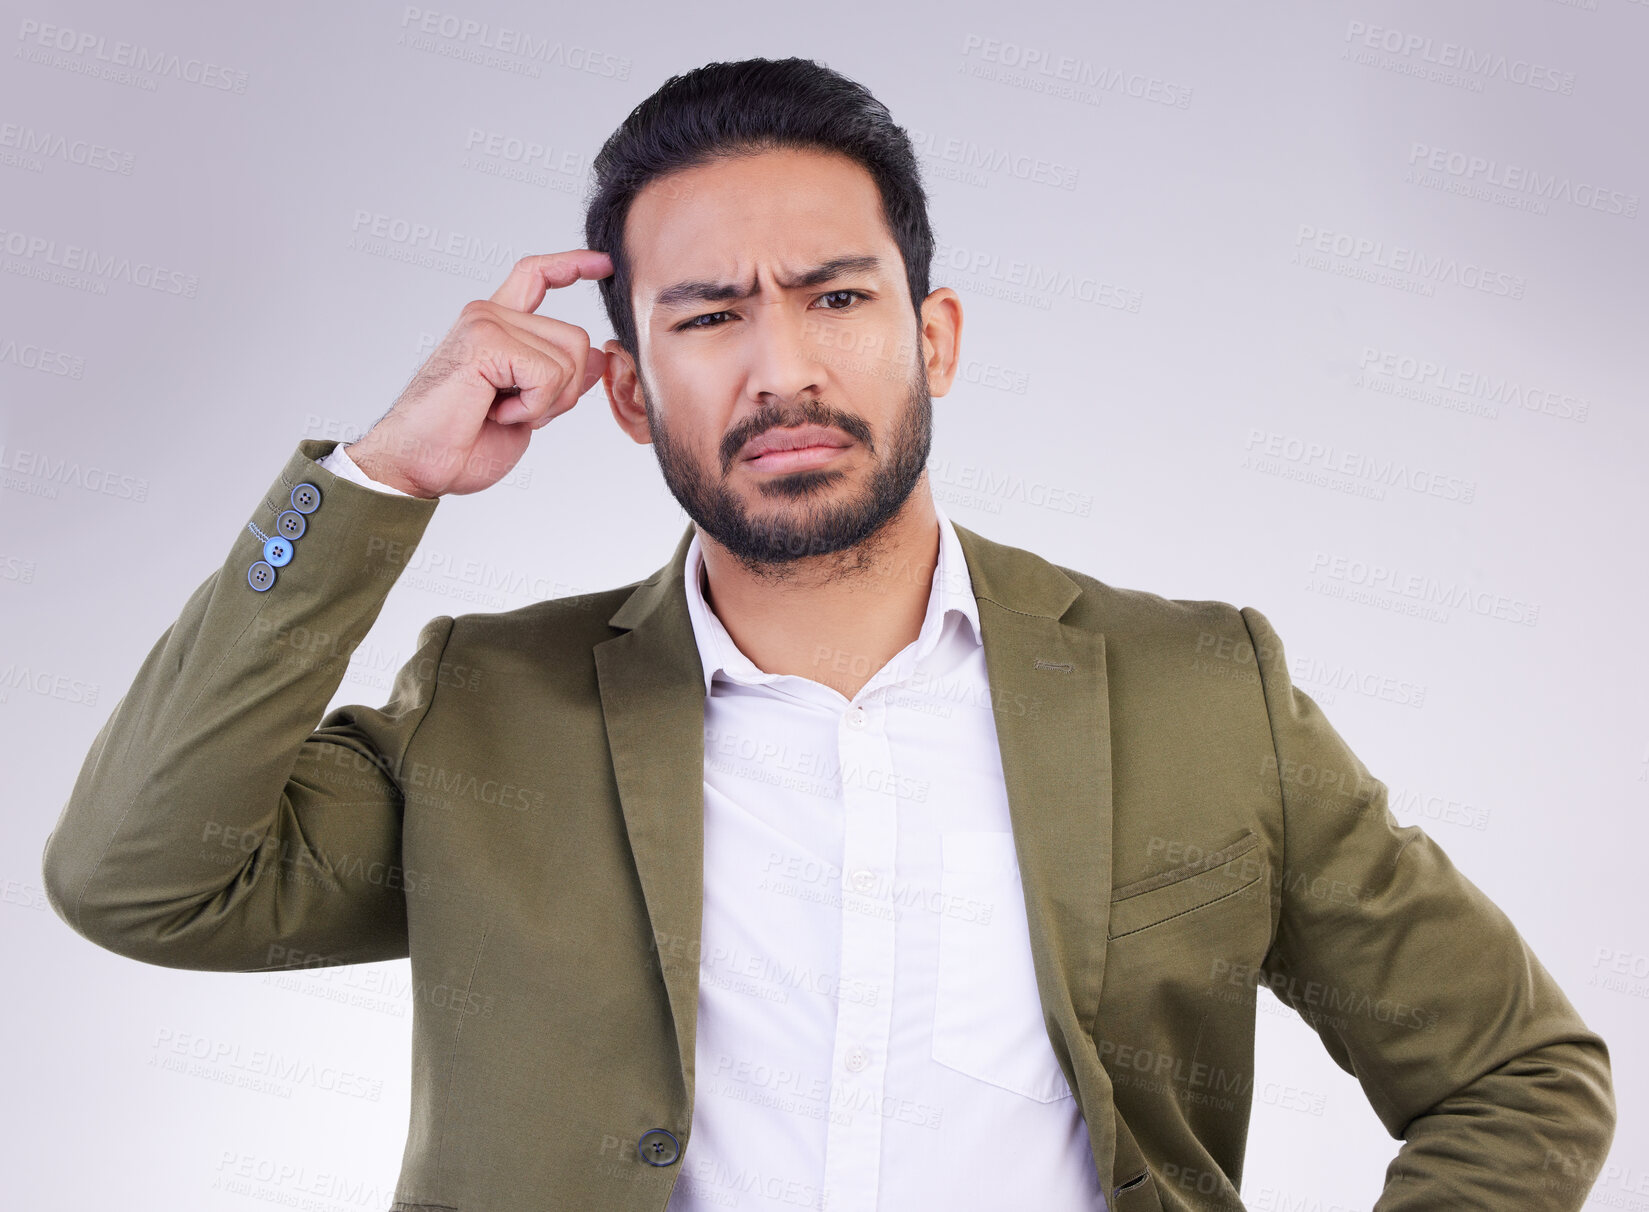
1108, 830, 1264, 940
931, 830, 1074, 1102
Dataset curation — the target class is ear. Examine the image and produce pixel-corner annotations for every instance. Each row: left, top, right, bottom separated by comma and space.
917, 287, 964, 397
602, 339, 652, 445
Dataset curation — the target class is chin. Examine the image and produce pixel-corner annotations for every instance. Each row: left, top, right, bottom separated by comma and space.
745, 467, 852, 500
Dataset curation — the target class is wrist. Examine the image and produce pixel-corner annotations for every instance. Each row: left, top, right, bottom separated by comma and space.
344, 439, 440, 499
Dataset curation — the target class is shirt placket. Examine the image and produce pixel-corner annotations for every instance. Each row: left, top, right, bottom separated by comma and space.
821, 690, 899, 1212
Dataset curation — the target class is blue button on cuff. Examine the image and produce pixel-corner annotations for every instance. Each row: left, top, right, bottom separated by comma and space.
248, 479, 322, 590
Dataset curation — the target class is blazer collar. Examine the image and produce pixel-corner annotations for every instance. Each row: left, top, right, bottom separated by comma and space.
607, 513, 1084, 633
594, 516, 1118, 1172
677, 498, 984, 695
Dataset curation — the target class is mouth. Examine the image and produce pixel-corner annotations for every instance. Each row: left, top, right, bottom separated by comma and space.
739, 425, 854, 472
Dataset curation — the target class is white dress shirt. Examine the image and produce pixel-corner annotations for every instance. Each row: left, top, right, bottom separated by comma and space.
317, 443, 1105, 1211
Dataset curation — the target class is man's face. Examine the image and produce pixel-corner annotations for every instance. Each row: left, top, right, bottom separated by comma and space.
616, 146, 938, 574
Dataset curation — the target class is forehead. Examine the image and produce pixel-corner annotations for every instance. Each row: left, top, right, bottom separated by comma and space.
624, 147, 897, 306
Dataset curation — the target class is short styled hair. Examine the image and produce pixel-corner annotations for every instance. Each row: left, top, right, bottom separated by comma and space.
583, 56, 934, 360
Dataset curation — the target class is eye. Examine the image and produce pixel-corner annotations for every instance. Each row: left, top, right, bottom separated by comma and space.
674, 289, 869, 332
678, 310, 733, 331
816, 289, 868, 311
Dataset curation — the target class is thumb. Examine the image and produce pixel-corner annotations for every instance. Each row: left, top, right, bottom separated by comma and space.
582, 346, 609, 393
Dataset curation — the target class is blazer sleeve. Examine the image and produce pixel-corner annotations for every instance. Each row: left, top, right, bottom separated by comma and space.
40, 439, 449, 973
1239, 606, 1615, 1211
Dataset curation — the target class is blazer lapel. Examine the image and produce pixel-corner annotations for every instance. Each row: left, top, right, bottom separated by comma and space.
951, 524, 1117, 1056
595, 522, 708, 1106
593, 518, 1118, 1124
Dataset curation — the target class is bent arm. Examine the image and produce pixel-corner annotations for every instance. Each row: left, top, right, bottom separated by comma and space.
41, 439, 447, 972
1240, 606, 1615, 1211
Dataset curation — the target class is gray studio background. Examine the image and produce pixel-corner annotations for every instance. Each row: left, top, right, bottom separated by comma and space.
3, 1, 1644, 1207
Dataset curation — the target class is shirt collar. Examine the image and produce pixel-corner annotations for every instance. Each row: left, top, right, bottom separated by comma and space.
682, 493, 981, 695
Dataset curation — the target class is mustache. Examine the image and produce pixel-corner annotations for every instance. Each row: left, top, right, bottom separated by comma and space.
719, 401, 875, 473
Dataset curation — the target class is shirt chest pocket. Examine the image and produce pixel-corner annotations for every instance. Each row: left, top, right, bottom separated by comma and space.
931, 830, 1074, 1103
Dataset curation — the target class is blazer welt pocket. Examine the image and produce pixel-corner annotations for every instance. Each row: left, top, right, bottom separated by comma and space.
1108, 831, 1264, 940
1112, 1169, 1165, 1211
390, 1203, 459, 1211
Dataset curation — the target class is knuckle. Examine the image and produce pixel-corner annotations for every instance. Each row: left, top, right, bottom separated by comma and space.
459, 315, 507, 349
541, 347, 573, 383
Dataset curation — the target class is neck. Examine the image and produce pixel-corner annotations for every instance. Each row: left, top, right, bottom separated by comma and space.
696, 477, 941, 701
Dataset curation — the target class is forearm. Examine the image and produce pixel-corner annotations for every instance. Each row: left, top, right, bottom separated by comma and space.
1375, 1037, 1615, 1211
40, 439, 441, 969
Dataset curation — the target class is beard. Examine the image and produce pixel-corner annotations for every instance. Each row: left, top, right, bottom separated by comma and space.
643, 355, 934, 581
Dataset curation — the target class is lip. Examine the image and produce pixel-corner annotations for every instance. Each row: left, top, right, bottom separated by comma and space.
744, 444, 852, 473
740, 424, 853, 471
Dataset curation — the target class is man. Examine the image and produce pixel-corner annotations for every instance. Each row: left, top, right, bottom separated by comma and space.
41, 56, 1613, 1212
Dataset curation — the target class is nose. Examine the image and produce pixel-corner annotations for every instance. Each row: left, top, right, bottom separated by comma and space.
741, 298, 826, 407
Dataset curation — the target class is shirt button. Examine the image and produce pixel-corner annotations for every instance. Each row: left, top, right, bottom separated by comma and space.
851, 868, 877, 892
247, 561, 276, 592
844, 706, 867, 730
637, 1128, 680, 1166
844, 1047, 869, 1073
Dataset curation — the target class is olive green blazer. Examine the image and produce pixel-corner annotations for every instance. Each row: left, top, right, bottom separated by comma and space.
41, 439, 1614, 1212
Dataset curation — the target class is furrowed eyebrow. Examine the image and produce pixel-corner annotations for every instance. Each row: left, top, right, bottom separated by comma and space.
654, 254, 883, 313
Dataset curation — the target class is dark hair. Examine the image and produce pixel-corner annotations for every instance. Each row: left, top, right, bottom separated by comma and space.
583, 56, 934, 362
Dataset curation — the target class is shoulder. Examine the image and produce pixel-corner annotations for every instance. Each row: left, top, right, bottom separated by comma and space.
959, 522, 1254, 647
953, 523, 1290, 707
430, 580, 646, 677
1059, 559, 1245, 638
